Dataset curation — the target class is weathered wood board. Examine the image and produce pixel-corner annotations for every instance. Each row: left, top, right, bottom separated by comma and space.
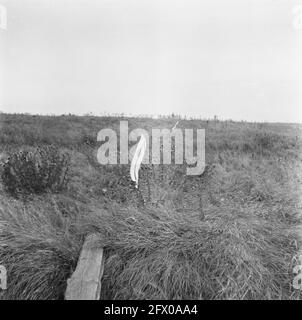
65, 233, 104, 300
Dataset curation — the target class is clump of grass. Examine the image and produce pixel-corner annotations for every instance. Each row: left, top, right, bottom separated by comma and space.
251, 131, 295, 156
78, 202, 300, 300
1, 146, 70, 198
0, 196, 81, 300
80, 132, 98, 147
254, 132, 276, 150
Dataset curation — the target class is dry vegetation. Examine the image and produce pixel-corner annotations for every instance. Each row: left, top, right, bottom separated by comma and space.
0, 113, 302, 300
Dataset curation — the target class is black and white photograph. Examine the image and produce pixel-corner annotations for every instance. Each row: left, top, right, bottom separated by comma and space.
0, 0, 302, 303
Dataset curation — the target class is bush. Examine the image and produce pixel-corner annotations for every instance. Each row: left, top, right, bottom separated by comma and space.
253, 132, 287, 153
255, 132, 275, 150
81, 133, 97, 147
1, 146, 70, 198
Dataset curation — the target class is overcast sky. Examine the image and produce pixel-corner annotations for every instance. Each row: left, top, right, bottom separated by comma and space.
0, 0, 301, 122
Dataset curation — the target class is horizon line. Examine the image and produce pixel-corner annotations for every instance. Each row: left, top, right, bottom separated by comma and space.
0, 110, 302, 125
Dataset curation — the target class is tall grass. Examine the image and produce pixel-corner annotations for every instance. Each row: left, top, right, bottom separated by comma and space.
0, 195, 81, 300
95, 204, 298, 299
0, 194, 300, 300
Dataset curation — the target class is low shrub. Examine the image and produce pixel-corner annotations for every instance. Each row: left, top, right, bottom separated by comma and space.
1, 146, 70, 198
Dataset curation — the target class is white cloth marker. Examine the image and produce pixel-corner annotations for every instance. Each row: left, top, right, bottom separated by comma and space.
130, 135, 147, 188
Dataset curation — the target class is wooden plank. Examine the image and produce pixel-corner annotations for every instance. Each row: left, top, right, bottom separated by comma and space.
65, 233, 105, 300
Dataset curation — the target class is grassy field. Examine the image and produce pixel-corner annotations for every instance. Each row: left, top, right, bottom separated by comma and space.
0, 113, 302, 300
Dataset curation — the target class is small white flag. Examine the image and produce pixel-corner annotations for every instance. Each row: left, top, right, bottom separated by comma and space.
130, 135, 147, 188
